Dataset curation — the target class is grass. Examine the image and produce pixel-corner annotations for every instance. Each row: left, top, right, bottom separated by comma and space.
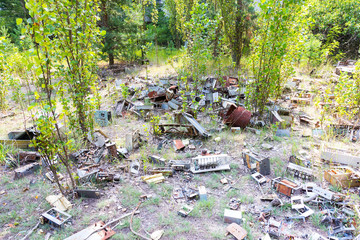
271, 156, 286, 178
159, 183, 173, 198
190, 197, 216, 218
311, 212, 328, 232
119, 185, 142, 208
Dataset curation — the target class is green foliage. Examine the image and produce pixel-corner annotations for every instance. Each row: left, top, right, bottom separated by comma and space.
247, 0, 304, 114
307, 0, 360, 59
330, 64, 360, 120
217, 0, 254, 67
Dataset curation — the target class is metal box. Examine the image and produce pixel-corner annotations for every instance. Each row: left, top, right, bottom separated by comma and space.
242, 152, 270, 175
272, 177, 301, 197
224, 209, 242, 224
94, 110, 112, 127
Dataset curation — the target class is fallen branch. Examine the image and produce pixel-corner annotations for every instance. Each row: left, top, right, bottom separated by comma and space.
130, 201, 151, 240
20, 221, 40, 240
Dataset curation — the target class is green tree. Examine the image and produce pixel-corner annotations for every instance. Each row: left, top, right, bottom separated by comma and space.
217, 0, 254, 67
47, 0, 103, 136
247, 0, 304, 114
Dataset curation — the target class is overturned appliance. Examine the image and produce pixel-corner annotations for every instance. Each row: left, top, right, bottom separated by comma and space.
324, 166, 360, 188
94, 110, 112, 127
242, 152, 270, 175
286, 162, 314, 180
291, 196, 314, 218
190, 154, 231, 173
222, 105, 251, 128
40, 208, 72, 228
272, 177, 301, 197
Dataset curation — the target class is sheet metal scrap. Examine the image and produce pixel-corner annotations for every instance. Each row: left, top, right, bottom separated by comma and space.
173, 139, 185, 151
156, 123, 198, 137
46, 195, 72, 212
148, 90, 167, 102
223, 105, 251, 128
114, 99, 134, 117
321, 147, 360, 168
40, 208, 72, 228
64, 221, 115, 240
74, 189, 101, 199
181, 113, 210, 137
149, 167, 174, 176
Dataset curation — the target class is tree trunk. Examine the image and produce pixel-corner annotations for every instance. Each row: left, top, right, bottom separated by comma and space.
109, 52, 114, 66
233, 0, 244, 68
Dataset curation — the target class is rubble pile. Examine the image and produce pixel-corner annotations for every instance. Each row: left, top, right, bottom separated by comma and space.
1, 74, 360, 239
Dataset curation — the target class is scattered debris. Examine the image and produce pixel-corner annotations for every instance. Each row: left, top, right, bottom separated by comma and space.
46, 195, 72, 212
224, 209, 243, 224
272, 177, 301, 197
40, 208, 72, 228
141, 173, 165, 184
14, 162, 40, 179
226, 223, 247, 240
178, 205, 193, 217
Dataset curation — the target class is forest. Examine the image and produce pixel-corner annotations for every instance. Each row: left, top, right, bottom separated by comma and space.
0, 0, 360, 239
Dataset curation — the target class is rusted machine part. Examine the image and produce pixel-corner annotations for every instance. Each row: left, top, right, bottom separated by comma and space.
223, 76, 239, 87
148, 91, 167, 102
165, 86, 178, 101
223, 105, 251, 128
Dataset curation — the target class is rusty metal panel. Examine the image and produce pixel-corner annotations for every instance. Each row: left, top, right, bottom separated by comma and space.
324, 167, 360, 188
173, 140, 185, 151
65, 221, 114, 240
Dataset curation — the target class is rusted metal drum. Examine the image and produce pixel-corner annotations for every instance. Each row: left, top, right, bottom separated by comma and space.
223, 105, 251, 128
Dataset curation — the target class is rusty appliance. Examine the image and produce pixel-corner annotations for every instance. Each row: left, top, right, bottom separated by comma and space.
272, 177, 301, 197
324, 166, 360, 188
